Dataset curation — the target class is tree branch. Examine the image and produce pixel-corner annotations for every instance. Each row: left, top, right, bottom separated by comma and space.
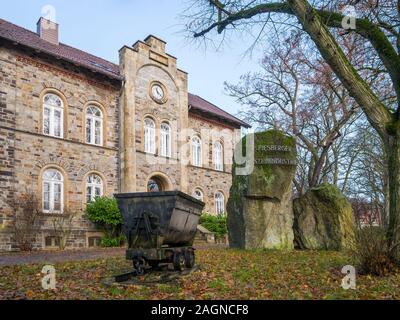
287, 0, 392, 138
194, 1, 400, 115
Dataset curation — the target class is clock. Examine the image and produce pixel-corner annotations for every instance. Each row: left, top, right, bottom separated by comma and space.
150, 82, 167, 104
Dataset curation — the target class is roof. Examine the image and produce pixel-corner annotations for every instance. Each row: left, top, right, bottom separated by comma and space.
189, 93, 251, 128
0, 18, 122, 80
0, 18, 249, 128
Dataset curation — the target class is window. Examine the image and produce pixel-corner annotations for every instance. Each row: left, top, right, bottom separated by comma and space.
43, 169, 63, 213
86, 106, 103, 146
160, 122, 171, 157
45, 236, 61, 248
88, 237, 102, 248
144, 118, 156, 154
86, 174, 103, 203
214, 141, 224, 171
43, 93, 63, 138
193, 189, 204, 202
192, 136, 202, 167
215, 192, 225, 216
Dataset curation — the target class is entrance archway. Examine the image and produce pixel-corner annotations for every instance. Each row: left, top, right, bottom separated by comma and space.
146, 173, 172, 192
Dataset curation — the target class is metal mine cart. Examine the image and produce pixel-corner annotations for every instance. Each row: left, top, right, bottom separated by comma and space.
115, 191, 205, 275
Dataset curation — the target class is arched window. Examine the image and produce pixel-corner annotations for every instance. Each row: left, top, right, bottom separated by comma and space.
192, 136, 202, 167
86, 106, 103, 146
43, 93, 63, 138
86, 174, 103, 203
215, 192, 225, 216
160, 122, 171, 157
144, 118, 156, 154
214, 141, 224, 171
193, 189, 204, 202
42, 169, 64, 213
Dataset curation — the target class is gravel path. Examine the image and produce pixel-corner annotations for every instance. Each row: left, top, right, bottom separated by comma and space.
0, 244, 227, 266
0, 248, 125, 266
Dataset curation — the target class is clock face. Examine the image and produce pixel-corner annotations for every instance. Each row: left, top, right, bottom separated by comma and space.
151, 83, 165, 102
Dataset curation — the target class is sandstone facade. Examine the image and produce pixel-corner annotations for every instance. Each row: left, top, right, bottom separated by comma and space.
0, 44, 120, 251
0, 20, 246, 251
186, 114, 240, 213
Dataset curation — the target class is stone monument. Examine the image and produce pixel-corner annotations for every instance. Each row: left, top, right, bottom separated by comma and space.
227, 130, 297, 250
293, 184, 356, 250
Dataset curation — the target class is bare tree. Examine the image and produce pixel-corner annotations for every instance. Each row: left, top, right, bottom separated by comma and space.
184, 0, 400, 256
225, 31, 358, 193
7, 190, 41, 251
51, 211, 75, 251
343, 120, 388, 227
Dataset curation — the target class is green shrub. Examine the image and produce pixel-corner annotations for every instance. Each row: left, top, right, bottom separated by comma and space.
85, 197, 123, 238
101, 235, 126, 248
350, 226, 396, 276
200, 213, 227, 238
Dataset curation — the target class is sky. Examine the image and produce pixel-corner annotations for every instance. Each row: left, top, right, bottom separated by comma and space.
1, 0, 262, 117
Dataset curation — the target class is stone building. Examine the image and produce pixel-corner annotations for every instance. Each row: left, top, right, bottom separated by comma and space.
0, 17, 249, 251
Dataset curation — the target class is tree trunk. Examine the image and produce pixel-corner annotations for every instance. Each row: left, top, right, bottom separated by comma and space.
200, 0, 400, 257
309, 148, 329, 188
285, 0, 400, 259
386, 134, 400, 259
382, 169, 390, 229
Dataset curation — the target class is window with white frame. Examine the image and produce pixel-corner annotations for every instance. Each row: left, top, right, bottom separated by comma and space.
86, 106, 103, 146
192, 136, 202, 167
214, 141, 224, 171
86, 174, 103, 203
42, 169, 64, 213
144, 118, 156, 154
43, 93, 63, 138
215, 192, 225, 215
160, 122, 171, 157
193, 189, 204, 202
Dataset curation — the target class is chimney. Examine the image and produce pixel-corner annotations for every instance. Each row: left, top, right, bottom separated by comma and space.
37, 17, 59, 45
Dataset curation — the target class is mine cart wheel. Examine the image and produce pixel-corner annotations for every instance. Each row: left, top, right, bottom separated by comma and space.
133, 258, 145, 276
173, 252, 186, 272
184, 250, 195, 269
148, 260, 159, 270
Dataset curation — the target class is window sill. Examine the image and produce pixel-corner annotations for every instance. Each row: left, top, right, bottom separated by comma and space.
187, 165, 231, 175
43, 133, 64, 140
87, 142, 104, 148
0, 126, 118, 151
137, 150, 179, 161
41, 212, 72, 217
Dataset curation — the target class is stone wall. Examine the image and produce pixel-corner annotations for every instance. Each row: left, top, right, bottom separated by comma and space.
0, 36, 242, 251
133, 58, 184, 192
0, 44, 120, 250
0, 44, 18, 251
187, 166, 232, 214
119, 36, 240, 215
186, 114, 239, 214
119, 36, 189, 195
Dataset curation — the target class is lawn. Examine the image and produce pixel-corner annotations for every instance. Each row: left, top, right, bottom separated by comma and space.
1, 248, 399, 300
